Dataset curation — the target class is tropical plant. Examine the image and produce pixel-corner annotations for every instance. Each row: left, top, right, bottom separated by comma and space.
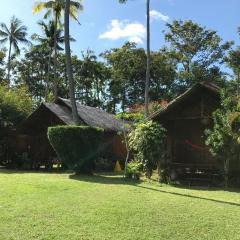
129, 121, 166, 178
64, 0, 79, 124
32, 20, 71, 99
32, 0, 83, 99
205, 93, 240, 188
0, 16, 29, 85
125, 160, 142, 180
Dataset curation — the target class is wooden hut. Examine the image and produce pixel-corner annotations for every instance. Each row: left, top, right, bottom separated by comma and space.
150, 82, 221, 177
7, 97, 126, 169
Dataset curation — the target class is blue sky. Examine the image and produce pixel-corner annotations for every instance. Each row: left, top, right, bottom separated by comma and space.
0, 0, 240, 57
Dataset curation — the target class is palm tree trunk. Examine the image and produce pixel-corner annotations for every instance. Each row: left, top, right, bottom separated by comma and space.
237, 70, 240, 97
144, 0, 151, 118
45, 51, 52, 101
7, 41, 12, 86
53, 10, 58, 100
65, 0, 79, 124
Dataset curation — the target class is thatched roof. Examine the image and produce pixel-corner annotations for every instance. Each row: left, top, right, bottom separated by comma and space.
149, 82, 220, 120
42, 98, 124, 132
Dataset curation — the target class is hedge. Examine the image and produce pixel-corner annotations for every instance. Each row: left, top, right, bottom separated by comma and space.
48, 125, 104, 174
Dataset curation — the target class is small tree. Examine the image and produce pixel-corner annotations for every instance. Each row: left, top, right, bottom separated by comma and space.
129, 121, 166, 178
205, 93, 240, 188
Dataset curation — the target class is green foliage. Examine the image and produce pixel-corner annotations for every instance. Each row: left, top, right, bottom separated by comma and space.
0, 84, 33, 126
129, 121, 167, 178
165, 20, 232, 87
125, 161, 142, 180
205, 93, 240, 187
102, 42, 178, 112
48, 125, 104, 174
115, 112, 144, 123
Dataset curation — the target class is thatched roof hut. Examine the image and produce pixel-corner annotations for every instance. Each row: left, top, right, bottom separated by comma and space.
19, 97, 124, 134
150, 82, 221, 174
7, 98, 126, 169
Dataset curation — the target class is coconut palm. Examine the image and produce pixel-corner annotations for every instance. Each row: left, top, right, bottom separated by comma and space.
0, 16, 29, 85
32, 0, 83, 99
32, 20, 65, 99
64, 0, 79, 124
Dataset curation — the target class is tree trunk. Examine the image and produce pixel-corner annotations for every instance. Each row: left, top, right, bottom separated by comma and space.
122, 118, 130, 177
224, 157, 230, 189
45, 51, 52, 101
7, 41, 12, 86
144, 0, 150, 118
53, 10, 58, 100
64, 0, 79, 124
237, 70, 240, 97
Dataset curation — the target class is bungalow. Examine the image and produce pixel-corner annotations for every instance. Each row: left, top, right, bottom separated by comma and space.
7, 97, 126, 169
150, 82, 221, 177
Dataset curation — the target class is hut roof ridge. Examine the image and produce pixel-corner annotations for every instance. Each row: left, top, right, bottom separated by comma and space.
149, 82, 220, 120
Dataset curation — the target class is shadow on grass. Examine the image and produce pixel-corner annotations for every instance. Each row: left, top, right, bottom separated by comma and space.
135, 185, 240, 207
69, 173, 142, 186
70, 173, 240, 207
2, 169, 240, 207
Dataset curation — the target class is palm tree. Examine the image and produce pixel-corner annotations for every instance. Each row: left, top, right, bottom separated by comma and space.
32, 20, 65, 99
0, 16, 28, 85
32, 0, 83, 99
145, 0, 150, 117
64, 0, 79, 124
119, 0, 151, 117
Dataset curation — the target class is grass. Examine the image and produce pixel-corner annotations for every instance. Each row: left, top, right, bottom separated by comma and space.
1, 170, 240, 240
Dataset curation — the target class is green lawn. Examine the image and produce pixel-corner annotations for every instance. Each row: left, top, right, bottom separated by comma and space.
1, 170, 240, 240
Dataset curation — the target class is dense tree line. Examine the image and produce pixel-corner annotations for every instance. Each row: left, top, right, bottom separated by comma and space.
0, 17, 239, 114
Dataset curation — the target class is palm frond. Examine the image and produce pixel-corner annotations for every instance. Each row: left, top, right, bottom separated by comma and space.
0, 38, 8, 45
44, 9, 52, 19
0, 29, 8, 38
12, 40, 20, 55
32, 2, 47, 14
0, 23, 10, 36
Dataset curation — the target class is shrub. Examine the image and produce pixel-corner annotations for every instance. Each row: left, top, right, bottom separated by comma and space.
205, 93, 240, 188
129, 121, 167, 178
125, 161, 142, 180
48, 126, 104, 174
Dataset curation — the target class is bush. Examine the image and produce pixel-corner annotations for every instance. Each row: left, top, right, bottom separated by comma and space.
48, 126, 104, 174
129, 121, 167, 178
125, 161, 142, 180
205, 93, 240, 188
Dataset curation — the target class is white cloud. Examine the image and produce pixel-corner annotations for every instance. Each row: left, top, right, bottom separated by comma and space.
99, 19, 146, 45
150, 10, 170, 22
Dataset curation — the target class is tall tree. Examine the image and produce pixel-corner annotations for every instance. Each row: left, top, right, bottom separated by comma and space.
118, 0, 151, 117
64, 0, 79, 124
32, 0, 83, 99
0, 16, 28, 85
145, 0, 151, 117
165, 20, 232, 87
32, 20, 71, 99
225, 48, 240, 96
